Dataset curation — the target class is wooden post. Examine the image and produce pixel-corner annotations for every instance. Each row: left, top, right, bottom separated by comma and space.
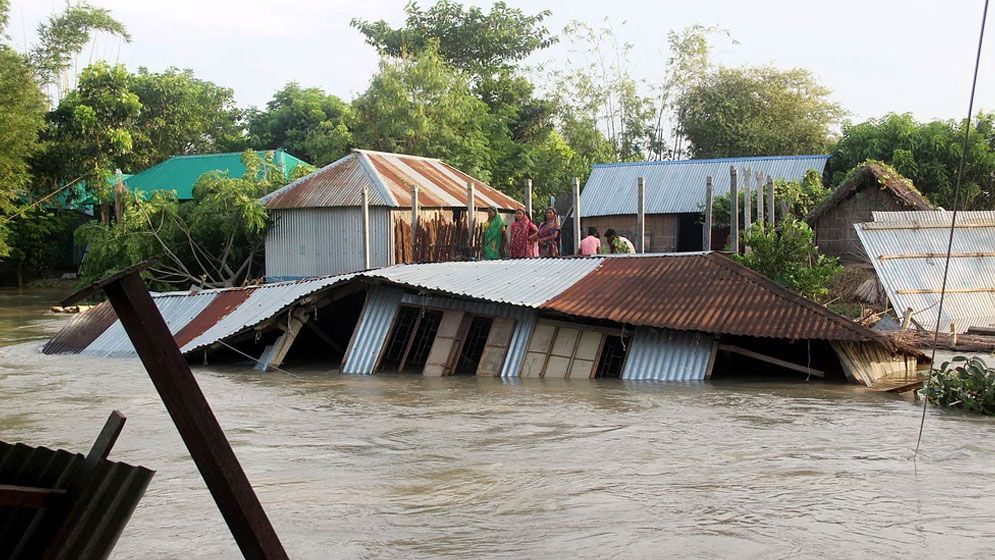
756, 178, 764, 225
636, 176, 646, 253
525, 179, 533, 221
85, 271, 289, 559
411, 185, 419, 259
743, 175, 752, 238
901, 307, 914, 331
467, 181, 476, 249
362, 186, 371, 269
766, 176, 775, 225
730, 166, 739, 254
572, 177, 581, 255
951, 322, 959, 346
704, 176, 713, 251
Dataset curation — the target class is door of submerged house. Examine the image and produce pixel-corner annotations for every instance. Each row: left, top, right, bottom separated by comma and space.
378, 306, 445, 373
423, 313, 516, 377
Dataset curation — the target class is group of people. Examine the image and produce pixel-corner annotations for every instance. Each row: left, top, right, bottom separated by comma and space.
482, 206, 635, 260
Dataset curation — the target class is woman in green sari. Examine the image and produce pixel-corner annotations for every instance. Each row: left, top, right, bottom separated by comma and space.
482, 206, 506, 259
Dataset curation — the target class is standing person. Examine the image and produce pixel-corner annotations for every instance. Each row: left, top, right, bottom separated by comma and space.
604, 229, 635, 254
482, 206, 506, 260
537, 207, 561, 257
509, 208, 539, 258
579, 226, 601, 256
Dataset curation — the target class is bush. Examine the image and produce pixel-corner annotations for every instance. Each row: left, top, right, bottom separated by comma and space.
734, 218, 841, 301
920, 356, 995, 415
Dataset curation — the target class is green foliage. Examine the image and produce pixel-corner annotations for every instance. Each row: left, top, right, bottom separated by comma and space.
921, 356, 995, 415
125, 67, 245, 169
248, 82, 353, 166
351, 1, 554, 79
677, 66, 845, 158
708, 168, 828, 226
77, 151, 285, 290
734, 219, 841, 301
28, 1, 130, 88
826, 113, 995, 209
0, 46, 46, 254
0, 207, 81, 286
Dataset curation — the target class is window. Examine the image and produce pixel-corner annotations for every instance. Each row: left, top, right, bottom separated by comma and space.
454, 316, 493, 375
379, 306, 444, 373
595, 336, 629, 378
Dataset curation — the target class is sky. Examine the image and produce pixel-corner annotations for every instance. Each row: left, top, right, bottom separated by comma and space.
7, 0, 995, 123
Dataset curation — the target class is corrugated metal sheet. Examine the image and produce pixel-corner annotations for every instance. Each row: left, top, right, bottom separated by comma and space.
81, 292, 220, 358
581, 155, 829, 216
854, 219, 995, 332
501, 313, 536, 377
542, 253, 888, 343
621, 328, 716, 381
181, 273, 357, 354
342, 286, 404, 374
261, 150, 520, 211
173, 290, 254, 349
366, 258, 605, 308
41, 301, 117, 354
872, 210, 995, 223
264, 207, 392, 279
0, 441, 154, 560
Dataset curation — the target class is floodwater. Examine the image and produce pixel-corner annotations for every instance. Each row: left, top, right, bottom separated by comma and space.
2, 290, 995, 559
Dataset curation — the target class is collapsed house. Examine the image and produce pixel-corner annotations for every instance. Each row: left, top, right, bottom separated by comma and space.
855, 210, 995, 333
43, 253, 920, 387
808, 163, 933, 262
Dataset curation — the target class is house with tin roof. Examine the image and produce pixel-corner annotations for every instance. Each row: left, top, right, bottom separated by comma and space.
579, 155, 830, 252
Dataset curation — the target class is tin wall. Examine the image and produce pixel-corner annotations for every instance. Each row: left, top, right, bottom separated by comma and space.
621, 328, 716, 381
342, 286, 404, 374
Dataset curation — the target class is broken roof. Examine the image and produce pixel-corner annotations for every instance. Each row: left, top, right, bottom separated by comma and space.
808, 162, 933, 221
261, 149, 520, 210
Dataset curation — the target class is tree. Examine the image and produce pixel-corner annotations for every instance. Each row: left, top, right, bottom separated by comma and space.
708, 169, 829, 227
125, 67, 246, 169
0, 46, 46, 255
734, 219, 841, 301
76, 151, 287, 290
351, 1, 554, 80
677, 66, 845, 158
825, 112, 995, 209
352, 47, 493, 180
247, 83, 352, 165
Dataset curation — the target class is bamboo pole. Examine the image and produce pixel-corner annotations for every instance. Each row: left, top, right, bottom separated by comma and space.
411, 185, 419, 258
730, 166, 739, 253
756, 177, 764, 225
362, 186, 370, 269
766, 176, 775, 225
573, 177, 581, 255
743, 172, 752, 246
467, 181, 476, 251
525, 179, 533, 220
704, 176, 713, 251
636, 176, 646, 253
878, 251, 995, 260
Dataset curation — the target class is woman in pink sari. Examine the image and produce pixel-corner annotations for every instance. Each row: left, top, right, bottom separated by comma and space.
536, 207, 560, 257
509, 208, 539, 258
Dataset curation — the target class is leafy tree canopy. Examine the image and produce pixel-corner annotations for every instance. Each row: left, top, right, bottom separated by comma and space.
826, 112, 995, 209
247, 82, 353, 166
677, 66, 845, 158
734, 219, 841, 301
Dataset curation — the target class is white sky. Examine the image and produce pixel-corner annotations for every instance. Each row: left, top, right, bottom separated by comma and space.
7, 0, 994, 122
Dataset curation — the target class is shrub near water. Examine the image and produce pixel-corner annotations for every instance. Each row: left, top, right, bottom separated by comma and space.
921, 356, 995, 415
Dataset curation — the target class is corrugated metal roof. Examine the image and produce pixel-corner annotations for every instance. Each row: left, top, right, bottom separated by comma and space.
872, 210, 995, 223
127, 149, 309, 201
41, 301, 117, 354
364, 258, 605, 308
854, 218, 995, 332
621, 328, 716, 381
542, 253, 888, 343
581, 155, 829, 216
261, 149, 520, 210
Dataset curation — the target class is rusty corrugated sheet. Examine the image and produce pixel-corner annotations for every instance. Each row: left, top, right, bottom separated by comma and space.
0, 441, 154, 560
262, 154, 388, 209
542, 253, 888, 344
41, 301, 118, 355
173, 289, 255, 349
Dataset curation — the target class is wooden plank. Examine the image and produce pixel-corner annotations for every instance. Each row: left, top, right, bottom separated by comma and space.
878, 251, 995, 260
967, 326, 995, 336
718, 344, 824, 377
861, 221, 995, 230
897, 287, 995, 295
0, 485, 66, 509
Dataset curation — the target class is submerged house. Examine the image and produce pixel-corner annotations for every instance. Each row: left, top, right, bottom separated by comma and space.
855, 210, 995, 333
261, 149, 520, 281
808, 163, 932, 262
579, 155, 830, 252
44, 253, 920, 387
125, 149, 309, 201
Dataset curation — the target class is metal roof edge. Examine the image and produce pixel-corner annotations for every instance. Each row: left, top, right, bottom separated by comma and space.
356, 151, 400, 207
590, 154, 831, 169
354, 148, 442, 162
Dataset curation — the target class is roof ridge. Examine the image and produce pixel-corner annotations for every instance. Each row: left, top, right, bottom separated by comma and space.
592, 154, 830, 169
354, 148, 442, 162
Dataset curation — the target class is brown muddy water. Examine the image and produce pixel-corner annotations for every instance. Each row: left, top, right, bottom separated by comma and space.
2, 289, 995, 559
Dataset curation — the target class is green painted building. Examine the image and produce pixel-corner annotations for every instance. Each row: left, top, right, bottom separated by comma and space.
125, 149, 309, 200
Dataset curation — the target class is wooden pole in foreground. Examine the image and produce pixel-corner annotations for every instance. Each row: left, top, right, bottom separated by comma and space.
362, 186, 371, 269
730, 166, 739, 254
572, 177, 581, 255
704, 176, 713, 251
102, 273, 289, 559
525, 179, 533, 221
636, 176, 646, 253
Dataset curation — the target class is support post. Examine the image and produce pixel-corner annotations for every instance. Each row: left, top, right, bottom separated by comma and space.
466, 181, 476, 248
766, 176, 775, 225
901, 307, 914, 331
572, 177, 581, 255
704, 176, 713, 251
636, 176, 646, 253
756, 177, 764, 225
743, 174, 752, 243
96, 272, 289, 559
411, 185, 419, 260
730, 166, 739, 254
113, 169, 125, 223
362, 186, 371, 269
525, 179, 533, 221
